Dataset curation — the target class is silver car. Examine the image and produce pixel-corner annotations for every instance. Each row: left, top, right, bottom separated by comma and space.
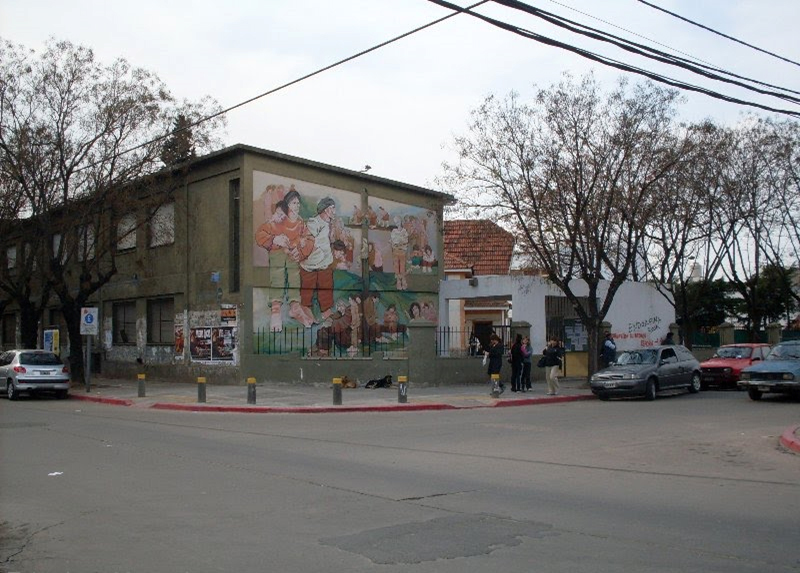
1, 349, 71, 400
590, 344, 702, 401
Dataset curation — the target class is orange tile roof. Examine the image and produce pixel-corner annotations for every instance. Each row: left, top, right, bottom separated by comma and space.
444, 220, 515, 276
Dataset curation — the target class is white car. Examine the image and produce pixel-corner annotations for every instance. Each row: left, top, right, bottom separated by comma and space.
1, 349, 71, 400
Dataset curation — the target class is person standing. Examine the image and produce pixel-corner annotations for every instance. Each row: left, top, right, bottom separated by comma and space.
484, 334, 505, 395
600, 331, 617, 368
510, 333, 524, 392
662, 332, 675, 345
542, 339, 563, 396
521, 335, 533, 391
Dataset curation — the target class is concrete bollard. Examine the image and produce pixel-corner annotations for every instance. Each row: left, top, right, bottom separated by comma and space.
197, 376, 206, 403
332, 377, 342, 405
490, 373, 500, 398
398, 375, 408, 403
247, 377, 257, 405
137, 373, 146, 397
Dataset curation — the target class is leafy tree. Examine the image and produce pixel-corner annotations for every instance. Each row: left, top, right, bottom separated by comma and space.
0, 38, 225, 380
442, 74, 688, 376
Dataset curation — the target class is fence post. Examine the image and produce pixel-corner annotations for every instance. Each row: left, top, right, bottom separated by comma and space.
137, 373, 146, 397
332, 377, 342, 405
197, 376, 206, 403
247, 377, 257, 404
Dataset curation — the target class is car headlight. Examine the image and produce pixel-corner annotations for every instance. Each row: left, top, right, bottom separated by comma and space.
740, 372, 751, 380
723, 367, 732, 374
626, 373, 639, 380
782, 373, 796, 381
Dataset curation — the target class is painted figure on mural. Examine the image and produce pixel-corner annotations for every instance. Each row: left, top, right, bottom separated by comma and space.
421, 245, 436, 273
255, 187, 313, 331
349, 294, 362, 354
314, 298, 352, 357
364, 291, 382, 343
368, 241, 383, 273
297, 197, 338, 326
390, 216, 409, 290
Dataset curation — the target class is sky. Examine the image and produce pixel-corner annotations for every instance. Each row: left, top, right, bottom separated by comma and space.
2, 0, 798, 190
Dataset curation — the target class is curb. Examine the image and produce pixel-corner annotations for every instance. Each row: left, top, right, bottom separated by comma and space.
779, 425, 800, 454
68, 392, 592, 413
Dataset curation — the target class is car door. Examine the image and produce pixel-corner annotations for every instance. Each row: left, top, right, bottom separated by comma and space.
657, 347, 680, 388
0, 351, 11, 382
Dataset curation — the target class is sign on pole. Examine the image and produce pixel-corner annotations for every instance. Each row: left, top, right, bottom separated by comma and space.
80, 307, 99, 336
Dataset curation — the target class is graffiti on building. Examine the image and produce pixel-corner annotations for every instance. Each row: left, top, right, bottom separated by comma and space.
251, 171, 439, 356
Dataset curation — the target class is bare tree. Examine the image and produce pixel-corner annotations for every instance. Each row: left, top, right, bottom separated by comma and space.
0, 38, 225, 380
442, 74, 687, 377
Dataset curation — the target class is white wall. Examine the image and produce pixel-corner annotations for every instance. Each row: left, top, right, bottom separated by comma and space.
439, 275, 675, 354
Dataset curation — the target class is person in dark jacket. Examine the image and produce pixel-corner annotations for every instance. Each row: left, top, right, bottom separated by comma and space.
510, 333, 524, 392
521, 336, 533, 391
484, 334, 505, 394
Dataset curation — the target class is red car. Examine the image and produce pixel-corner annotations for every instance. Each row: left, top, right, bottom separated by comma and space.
700, 343, 771, 389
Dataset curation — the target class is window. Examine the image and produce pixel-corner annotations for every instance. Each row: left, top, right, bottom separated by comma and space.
117, 213, 137, 251
229, 179, 240, 292
6, 246, 16, 270
149, 203, 175, 247
147, 298, 174, 344
113, 301, 137, 344
78, 225, 95, 261
51, 233, 65, 263
2, 314, 15, 346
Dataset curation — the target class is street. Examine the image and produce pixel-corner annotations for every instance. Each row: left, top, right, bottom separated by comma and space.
2, 390, 798, 572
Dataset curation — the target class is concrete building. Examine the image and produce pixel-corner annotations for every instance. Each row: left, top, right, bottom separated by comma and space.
5, 145, 454, 385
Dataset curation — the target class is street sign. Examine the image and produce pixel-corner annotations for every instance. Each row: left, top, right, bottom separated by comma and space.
81, 307, 99, 336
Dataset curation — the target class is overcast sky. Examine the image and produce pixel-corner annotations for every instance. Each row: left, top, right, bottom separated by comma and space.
2, 0, 798, 189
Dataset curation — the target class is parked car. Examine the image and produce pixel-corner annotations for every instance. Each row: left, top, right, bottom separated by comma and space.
699, 343, 771, 389
1, 349, 71, 400
738, 340, 800, 401
590, 344, 702, 401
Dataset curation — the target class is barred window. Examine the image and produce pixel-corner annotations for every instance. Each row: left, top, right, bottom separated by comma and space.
147, 298, 174, 344
113, 301, 137, 344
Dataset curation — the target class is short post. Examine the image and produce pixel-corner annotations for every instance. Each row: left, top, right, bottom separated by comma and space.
247, 377, 257, 405
332, 377, 342, 405
137, 373, 146, 398
490, 373, 500, 398
197, 376, 206, 403
397, 375, 408, 403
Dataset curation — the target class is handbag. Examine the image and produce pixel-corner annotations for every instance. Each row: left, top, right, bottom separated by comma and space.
537, 356, 546, 368
482, 353, 488, 367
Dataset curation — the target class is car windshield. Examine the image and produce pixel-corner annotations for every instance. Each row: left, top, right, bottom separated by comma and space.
766, 344, 800, 361
615, 350, 658, 365
715, 347, 752, 359
20, 352, 63, 366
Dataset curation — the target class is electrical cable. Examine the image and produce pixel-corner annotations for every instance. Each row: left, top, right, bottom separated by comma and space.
84, 1, 490, 172
424, 0, 800, 117
638, 0, 800, 68
493, 0, 800, 102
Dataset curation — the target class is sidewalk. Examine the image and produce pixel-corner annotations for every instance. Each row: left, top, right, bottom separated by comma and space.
68, 376, 596, 413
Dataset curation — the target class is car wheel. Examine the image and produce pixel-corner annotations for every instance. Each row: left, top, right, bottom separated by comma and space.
747, 387, 763, 401
597, 393, 610, 401
644, 378, 657, 401
56, 389, 69, 399
7, 379, 18, 401
688, 372, 701, 393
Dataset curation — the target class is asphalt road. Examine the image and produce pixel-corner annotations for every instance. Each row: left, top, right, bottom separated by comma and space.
1, 390, 798, 573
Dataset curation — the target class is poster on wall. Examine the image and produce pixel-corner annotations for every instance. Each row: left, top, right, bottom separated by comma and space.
221, 304, 237, 325
174, 324, 185, 358
189, 326, 236, 362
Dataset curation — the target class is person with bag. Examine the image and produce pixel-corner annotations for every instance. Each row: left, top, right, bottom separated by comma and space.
542, 338, 564, 396
484, 334, 505, 394
520, 335, 533, 391
509, 334, 524, 392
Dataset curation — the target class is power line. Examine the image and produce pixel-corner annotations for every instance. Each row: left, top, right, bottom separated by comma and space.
424, 0, 800, 117
93, 1, 490, 172
638, 0, 800, 68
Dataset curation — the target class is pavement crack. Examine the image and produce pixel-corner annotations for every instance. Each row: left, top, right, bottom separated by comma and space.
399, 489, 478, 501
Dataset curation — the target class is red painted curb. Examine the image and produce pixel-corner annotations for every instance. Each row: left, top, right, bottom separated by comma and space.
69, 394, 134, 407
150, 402, 459, 414
493, 394, 595, 407
779, 425, 800, 454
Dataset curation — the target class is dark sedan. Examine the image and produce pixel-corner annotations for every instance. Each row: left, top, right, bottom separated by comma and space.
590, 344, 702, 401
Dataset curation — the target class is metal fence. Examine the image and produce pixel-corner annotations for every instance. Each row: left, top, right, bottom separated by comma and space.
254, 328, 408, 358
435, 325, 512, 357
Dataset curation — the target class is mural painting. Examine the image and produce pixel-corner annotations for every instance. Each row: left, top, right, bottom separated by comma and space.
252, 171, 439, 357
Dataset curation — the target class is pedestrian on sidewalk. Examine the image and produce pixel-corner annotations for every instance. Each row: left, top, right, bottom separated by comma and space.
542, 338, 564, 395
510, 334, 524, 392
484, 334, 505, 394
521, 335, 533, 391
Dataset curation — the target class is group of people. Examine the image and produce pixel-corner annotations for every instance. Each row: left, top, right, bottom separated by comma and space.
483, 334, 565, 396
